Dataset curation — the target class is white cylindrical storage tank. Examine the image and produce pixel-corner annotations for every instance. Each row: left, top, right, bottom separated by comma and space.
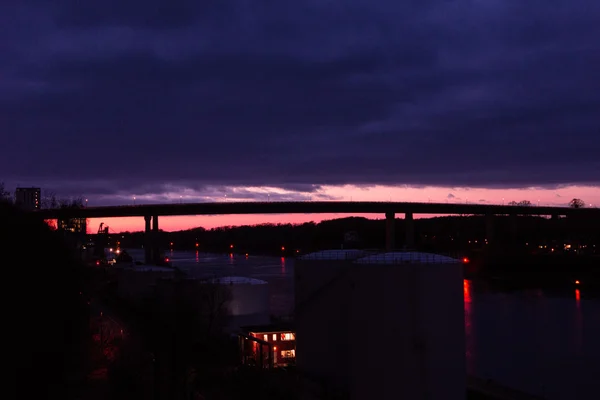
208, 276, 270, 332
295, 249, 368, 306
294, 249, 368, 389
349, 252, 465, 400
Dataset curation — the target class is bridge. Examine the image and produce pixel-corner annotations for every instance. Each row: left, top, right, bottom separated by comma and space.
35, 201, 599, 264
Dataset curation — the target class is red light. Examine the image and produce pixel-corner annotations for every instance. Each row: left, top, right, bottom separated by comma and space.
463, 257, 470, 263
170, 242, 173, 246
195, 243, 199, 247
230, 244, 234, 249
575, 280, 580, 285
281, 246, 285, 251
96, 261, 100, 265
165, 257, 169, 262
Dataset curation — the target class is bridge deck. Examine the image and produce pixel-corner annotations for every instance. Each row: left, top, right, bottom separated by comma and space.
33, 201, 600, 219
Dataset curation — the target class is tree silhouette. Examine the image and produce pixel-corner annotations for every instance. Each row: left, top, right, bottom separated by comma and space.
569, 198, 585, 208
1, 201, 90, 398
0, 182, 11, 202
508, 200, 532, 206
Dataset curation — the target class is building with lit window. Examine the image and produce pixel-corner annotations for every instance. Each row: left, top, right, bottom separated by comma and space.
58, 217, 87, 234
239, 323, 296, 368
15, 187, 40, 211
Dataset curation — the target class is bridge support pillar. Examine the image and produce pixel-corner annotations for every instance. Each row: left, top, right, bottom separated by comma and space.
485, 214, 494, 244
144, 215, 152, 264
152, 215, 160, 264
551, 214, 559, 221
509, 213, 519, 244
385, 212, 395, 251
405, 212, 415, 249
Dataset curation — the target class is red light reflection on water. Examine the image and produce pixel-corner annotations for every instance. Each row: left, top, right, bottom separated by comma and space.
464, 279, 475, 373
575, 289, 582, 354
195, 250, 199, 263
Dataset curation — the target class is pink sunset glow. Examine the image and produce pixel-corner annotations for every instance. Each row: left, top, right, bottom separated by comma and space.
88, 184, 600, 233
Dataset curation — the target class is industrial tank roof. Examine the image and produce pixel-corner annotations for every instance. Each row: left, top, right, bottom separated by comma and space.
355, 252, 460, 265
208, 276, 268, 285
299, 249, 366, 260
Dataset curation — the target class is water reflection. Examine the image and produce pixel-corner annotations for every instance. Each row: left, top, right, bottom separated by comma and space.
464, 279, 475, 373
574, 289, 582, 355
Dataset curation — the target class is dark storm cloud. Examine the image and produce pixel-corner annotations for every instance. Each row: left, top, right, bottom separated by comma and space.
1, 0, 600, 201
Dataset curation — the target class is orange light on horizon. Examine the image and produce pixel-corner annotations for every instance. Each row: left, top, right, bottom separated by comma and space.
575, 280, 580, 285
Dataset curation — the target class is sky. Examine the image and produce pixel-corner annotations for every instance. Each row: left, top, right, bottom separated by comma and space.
1, 1, 599, 232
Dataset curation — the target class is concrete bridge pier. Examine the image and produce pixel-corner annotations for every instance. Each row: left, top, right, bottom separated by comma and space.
385, 212, 395, 251
144, 215, 152, 264
152, 215, 160, 264
485, 214, 494, 244
509, 213, 519, 244
405, 212, 415, 249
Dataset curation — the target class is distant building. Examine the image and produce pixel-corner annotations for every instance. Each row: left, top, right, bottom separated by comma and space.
15, 187, 41, 210
239, 323, 296, 368
58, 217, 87, 234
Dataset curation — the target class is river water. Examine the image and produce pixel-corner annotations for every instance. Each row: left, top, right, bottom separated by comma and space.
127, 249, 600, 399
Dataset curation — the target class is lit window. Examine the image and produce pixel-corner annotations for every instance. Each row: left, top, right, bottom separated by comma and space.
280, 333, 295, 341
272, 334, 277, 341
263, 335, 268, 341
281, 350, 296, 358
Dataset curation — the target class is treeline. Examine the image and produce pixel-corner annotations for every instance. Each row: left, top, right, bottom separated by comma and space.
108, 215, 600, 256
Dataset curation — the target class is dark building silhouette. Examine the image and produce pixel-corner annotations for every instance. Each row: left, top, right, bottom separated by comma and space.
14, 187, 40, 210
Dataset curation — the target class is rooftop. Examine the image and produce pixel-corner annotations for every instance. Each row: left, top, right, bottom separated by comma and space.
355, 252, 461, 265
208, 276, 268, 285
241, 322, 295, 334
299, 249, 368, 261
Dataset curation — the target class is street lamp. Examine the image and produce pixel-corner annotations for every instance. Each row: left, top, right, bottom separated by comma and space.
133, 196, 136, 205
